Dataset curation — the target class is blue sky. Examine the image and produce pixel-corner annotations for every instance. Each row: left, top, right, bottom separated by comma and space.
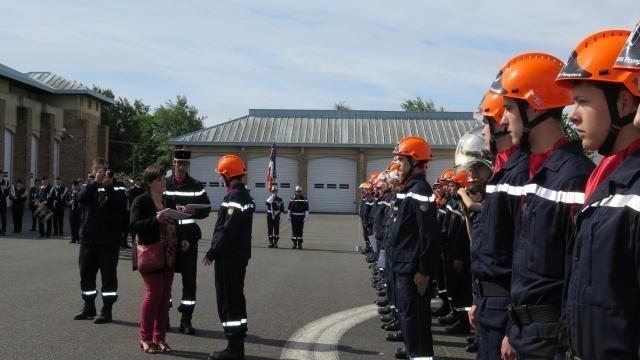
0, 1, 637, 126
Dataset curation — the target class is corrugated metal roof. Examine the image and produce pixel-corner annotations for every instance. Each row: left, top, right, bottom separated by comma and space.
170, 109, 480, 149
0, 63, 114, 105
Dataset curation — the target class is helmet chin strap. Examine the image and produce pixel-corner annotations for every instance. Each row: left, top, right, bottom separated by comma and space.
598, 83, 636, 156
516, 100, 556, 153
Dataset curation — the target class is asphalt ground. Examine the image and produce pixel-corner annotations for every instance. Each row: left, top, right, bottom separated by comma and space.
0, 211, 473, 359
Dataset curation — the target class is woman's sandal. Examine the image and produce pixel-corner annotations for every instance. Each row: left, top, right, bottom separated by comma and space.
157, 341, 173, 353
139, 340, 158, 354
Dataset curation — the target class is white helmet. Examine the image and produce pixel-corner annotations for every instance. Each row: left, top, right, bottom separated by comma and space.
295, 185, 303, 192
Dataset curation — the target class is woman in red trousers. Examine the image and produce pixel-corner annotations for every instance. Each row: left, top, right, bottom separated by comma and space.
130, 165, 189, 353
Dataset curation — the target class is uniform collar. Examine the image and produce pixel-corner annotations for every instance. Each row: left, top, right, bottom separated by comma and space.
501, 148, 528, 171
400, 172, 425, 192
588, 147, 640, 204
533, 139, 580, 175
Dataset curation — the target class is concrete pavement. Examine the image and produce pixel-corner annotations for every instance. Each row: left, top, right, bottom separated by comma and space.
0, 212, 472, 359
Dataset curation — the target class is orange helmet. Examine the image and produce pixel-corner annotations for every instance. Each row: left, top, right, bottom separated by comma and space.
215, 155, 246, 178
490, 52, 572, 110
393, 136, 432, 161
476, 91, 504, 123
556, 29, 639, 96
440, 168, 456, 182
614, 21, 640, 72
452, 170, 472, 188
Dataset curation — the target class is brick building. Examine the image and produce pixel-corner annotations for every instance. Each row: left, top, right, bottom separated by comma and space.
0, 63, 114, 190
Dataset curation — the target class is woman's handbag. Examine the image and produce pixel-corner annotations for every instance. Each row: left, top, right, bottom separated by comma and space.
135, 235, 166, 273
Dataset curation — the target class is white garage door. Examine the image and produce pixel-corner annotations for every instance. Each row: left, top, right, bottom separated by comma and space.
427, 159, 453, 184
307, 157, 357, 213
189, 155, 224, 210
247, 156, 298, 212
366, 157, 392, 179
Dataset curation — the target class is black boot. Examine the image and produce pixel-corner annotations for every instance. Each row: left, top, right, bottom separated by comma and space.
292, 239, 297, 249
297, 240, 303, 250
274, 236, 279, 248
179, 305, 196, 335
94, 297, 116, 324
73, 296, 97, 320
208, 336, 245, 360
267, 237, 274, 248
394, 347, 408, 359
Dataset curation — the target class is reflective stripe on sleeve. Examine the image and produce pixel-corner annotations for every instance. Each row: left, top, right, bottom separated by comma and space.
221, 202, 255, 212
82, 290, 97, 296
178, 219, 197, 225
102, 292, 117, 297
583, 193, 640, 212
163, 190, 207, 197
180, 300, 196, 305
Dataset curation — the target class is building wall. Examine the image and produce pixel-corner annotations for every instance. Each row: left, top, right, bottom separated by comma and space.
0, 84, 108, 187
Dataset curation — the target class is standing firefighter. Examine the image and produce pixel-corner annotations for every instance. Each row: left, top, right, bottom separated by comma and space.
73, 159, 124, 324
556, 27, 640, 360
265, 185, 284, 248
164, 149, 211, 335
288, 185, 309, 249
388, 136, 441, 359
491, 52, 594, 358
203, 155, 255, 360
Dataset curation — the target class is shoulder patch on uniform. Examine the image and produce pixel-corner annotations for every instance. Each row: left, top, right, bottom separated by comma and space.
420, 204, 429, 212
227, 207, 235, 216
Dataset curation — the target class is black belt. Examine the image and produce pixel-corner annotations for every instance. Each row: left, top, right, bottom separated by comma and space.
473, 280, 510, 297
506, 304, 561, 327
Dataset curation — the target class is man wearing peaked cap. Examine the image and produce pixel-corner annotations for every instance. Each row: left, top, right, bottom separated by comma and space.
163, 149, 211, 335
490, 52, 595, 359
556, 28, 640, 360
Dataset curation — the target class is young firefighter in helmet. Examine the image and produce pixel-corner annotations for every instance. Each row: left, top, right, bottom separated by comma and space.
203, 155, 255, 360
490, 52, 595, 359
467, 91, 528, 360
555, 27, 640, 360
387, 136, 440, 359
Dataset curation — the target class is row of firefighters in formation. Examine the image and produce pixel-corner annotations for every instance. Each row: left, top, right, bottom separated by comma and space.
356, 24, 640, 360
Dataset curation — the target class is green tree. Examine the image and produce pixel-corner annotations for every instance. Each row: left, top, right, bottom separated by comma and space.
94, 86, 147, 176
334, 101, 351, 110
401, 96, 445, 112
136, 95, 206, 169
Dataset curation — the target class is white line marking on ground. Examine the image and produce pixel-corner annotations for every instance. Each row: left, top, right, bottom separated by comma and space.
280, 304, 378, 360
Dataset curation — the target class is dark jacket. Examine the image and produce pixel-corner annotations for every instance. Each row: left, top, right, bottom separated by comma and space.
78, 181, 124, 245
206, 183, 255, 261
288, 194, 309, 215
388, 173, 441, 276
130, 191, 178, 245
37, 185, 52, 208
265, 195, 285, 214
471, 150, 529, 289
127, 185, 145, 208
28, 186, 38, 210
511, 140, 594, 307
164, 174, 211, 241
566, 149, 640, 360
48, 185, 68, 211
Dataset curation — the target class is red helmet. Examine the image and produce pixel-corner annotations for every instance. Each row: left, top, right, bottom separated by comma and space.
216, 155, 246, 178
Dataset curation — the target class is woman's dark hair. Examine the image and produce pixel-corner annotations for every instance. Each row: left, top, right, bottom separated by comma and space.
143, 165, 165, 186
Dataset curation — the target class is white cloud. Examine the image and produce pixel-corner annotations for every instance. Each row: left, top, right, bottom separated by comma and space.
0, 1, 637, 126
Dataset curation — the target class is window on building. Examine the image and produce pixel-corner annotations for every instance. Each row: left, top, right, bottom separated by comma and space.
53, 140, 61, 178
255, 183, 265, 188
314, 184, 324, 189
327, 184, 337, 189
280, 183, 290, 188
339, 184, 350, 189
211, 182, 220, 187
